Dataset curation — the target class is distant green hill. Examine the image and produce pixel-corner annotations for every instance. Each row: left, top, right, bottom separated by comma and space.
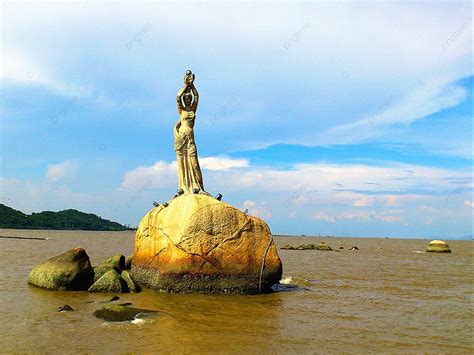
0, 204, 132, 231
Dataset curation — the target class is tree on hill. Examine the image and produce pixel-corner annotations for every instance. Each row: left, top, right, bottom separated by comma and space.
0, 204, 131, 231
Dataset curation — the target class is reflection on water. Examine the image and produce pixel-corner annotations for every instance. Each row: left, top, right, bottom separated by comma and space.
0, 229, 472, 353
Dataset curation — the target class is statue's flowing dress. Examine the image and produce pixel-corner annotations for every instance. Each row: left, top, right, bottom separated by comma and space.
174, 109, 204, 193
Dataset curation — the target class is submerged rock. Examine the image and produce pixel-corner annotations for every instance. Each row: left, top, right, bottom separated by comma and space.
280, 244, 296, 250
88, 270, 128, 293
131, 194, 282, 294
315, 242, 332, 251
93, 304, 157, 322
28, 247, 94, 291
426, 240, 451, 253
58, 305, 74, 312
121, 271, 140, 292
106, 295, 120, 302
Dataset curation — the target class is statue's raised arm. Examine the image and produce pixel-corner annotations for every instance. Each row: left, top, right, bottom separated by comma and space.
176, 83, 187, 113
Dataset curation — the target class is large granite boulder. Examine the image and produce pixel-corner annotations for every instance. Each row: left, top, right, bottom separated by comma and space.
130, 194, 282, 294
28, 247, 94, 290
426, 240, 451, 253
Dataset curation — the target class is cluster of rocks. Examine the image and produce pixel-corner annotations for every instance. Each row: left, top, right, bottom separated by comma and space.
57, 296, 159, 322
280, 242, 359, 251
28, 247, 139, 293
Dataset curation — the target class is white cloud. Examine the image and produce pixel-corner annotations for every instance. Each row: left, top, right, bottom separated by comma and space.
313, 212, 336, 223
45, 160, 78, 182
1, 50, 91, 97
121, 160, 177, 190
353, 196, 375, 207
200, 157, 249, 171
385, 195, 402, 207
120, 156, 249, 190
323, 78, 468, 145
464, 200, 474, 208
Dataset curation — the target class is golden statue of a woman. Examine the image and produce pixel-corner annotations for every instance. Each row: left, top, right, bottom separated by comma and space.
174, 70, 205, 194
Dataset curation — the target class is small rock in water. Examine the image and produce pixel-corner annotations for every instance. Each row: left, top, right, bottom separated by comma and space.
296, 243, 316, 250
88, 270, 128, 293
107, 295, 120, 302
349, 246, 359, 251
315, 242, 332, 251
280, 244, 295, 250
118, 302, 133, 307
426, 240, 451, 253
93, 264, 121, 283
93, 304, 157, 322
58, 304, 74, 312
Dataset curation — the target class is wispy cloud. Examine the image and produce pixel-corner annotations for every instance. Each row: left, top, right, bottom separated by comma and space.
45, 160, 78, 182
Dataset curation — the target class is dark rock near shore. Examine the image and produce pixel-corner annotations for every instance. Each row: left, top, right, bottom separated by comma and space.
93, 304, 157, 322
28, 247, 94, 291
88, 270, 128, 293
349, 246, 359, 251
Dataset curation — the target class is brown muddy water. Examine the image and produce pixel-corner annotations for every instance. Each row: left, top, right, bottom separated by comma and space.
0, 229, 472, 353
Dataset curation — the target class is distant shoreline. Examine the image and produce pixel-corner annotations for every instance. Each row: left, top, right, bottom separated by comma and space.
0, 230, 470, 241
0, 204, 133, 231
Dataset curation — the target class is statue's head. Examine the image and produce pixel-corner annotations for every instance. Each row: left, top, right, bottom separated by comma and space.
183, 91, 193, 107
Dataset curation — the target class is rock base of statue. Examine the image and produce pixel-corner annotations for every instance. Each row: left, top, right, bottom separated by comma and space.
130, 194, 282, 294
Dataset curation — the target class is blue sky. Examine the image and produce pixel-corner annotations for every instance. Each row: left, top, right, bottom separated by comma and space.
1, 1, 472, 238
